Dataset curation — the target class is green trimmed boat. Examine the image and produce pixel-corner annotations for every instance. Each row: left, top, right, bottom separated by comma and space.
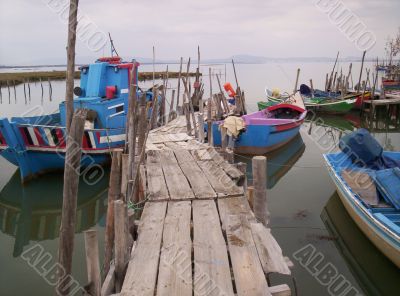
258, 96, 357, 114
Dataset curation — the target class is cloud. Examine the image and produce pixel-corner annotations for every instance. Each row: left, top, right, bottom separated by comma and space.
0, 0, 398, 64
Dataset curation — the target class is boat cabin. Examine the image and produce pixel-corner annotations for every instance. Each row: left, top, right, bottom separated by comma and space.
59, 57, 137, 129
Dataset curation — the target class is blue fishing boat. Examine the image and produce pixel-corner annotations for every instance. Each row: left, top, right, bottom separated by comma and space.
324, 129, 400, 268
212, 92, 307, 155
0, 57, 156, 182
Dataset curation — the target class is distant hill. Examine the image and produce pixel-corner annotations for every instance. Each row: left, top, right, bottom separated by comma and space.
0, 54, 379, 68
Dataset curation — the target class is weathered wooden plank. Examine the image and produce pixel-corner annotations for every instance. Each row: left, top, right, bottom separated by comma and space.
121, 202, 167, 295
160, 150, 195, 200
197, 160, 243, 196
217, 196, 255, 232
191, 149, 213, 161
192, 200, 234, 296
174, 150, 217, 199
270, 284, 291, 296
250, 223, 291, 275
225, 215, 271, 296
146, 150, 169, 201
157, 201, 192, 296
101, 263, 115, 296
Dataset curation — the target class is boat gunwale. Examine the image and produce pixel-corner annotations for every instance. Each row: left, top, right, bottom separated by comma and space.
323, 154, 400, 244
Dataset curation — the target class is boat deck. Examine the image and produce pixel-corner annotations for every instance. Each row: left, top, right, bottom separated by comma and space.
117, 116, 292, 296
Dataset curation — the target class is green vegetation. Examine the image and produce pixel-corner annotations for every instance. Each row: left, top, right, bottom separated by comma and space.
0, 71, 199, 86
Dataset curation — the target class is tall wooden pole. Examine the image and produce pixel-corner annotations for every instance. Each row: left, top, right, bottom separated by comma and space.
357, 50, 366, 93
103, 149, 123, 276
57, 108, 87, 295
176, 57, 183, 114
65, 0, 79, 133
328, 51, 339, 91
293, 68, 300, 94
207, 67, 213, 145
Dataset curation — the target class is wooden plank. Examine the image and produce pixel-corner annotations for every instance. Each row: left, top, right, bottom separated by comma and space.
270, 284, 291, 296
101, 263, 115, 296
121, 202, 167, 295
217, 196, 255, 232
174, 150, 217, 199
250, 223, 291, 275
191, 149, 213, 161
157, 201, 192, 296
192, 200, 234, 296
225, 215, 271, 296
197, 160, 243, 196
160, 150, 195, 200
146, 150, 169, 201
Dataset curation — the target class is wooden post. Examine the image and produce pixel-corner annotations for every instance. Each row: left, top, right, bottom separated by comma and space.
176, 57, 183, 114
64, 0, 79, 133
84, 229, 101, 296
357, 50, 366, 93
137, 93, 147, 153
207, 68, 213, 145
127, 64, 138, 200
328, 51, 339, 91
197, 113, 205, 143
309, 79, 314, 98
345, 63, 352, 91
57, 108, 87, 296
168, 89, 176, 122
103, 149, 123, 276
184, 101, 191, 135
324, 73, 328, 91
216, 73, 230, 114
151, 88, 159, 129
293, 68, 300, 94
236, 162, 248, 193
114, 200, 129, 293
371, 58, 379, 99
221, 126, 227, 153
252, 156, 269, 226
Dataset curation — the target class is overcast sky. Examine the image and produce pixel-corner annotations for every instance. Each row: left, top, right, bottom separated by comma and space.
0, 0, 399, 65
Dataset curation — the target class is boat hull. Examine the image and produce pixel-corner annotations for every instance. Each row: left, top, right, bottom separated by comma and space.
212, 113, 306, 155
258, 97, 356, 114
0, 118, 125, 182
324, 155, 400, 268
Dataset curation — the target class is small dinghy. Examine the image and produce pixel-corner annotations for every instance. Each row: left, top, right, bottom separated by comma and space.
324, 129, 400, 268
212, 92, 307, 155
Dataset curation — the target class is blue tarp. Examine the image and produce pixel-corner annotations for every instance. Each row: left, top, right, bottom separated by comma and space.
375, 168, 400, 210
339, 128, 400, 170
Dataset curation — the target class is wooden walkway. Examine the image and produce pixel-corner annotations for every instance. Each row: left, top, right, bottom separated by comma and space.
117, 116, 292, 296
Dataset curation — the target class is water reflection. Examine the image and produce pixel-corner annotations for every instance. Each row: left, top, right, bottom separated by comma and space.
0, 170, 109, 257
235, 134, 305, 188
321, 193, 400, 296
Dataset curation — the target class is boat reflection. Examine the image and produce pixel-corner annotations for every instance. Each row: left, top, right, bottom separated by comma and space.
0, 170, 109, 257
321, 193, 400, 296
235, 134, 305, 189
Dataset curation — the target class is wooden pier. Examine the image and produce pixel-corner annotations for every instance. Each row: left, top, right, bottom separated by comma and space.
101, 116, 292, 296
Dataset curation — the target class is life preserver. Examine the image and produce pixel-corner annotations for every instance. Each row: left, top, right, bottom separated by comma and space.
223, 82, 236, 98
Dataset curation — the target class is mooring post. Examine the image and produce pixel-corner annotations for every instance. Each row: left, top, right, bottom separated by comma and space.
252, 156, 269, 226
57, 108, 87, 296
197, 113, 205, 143
84, 229, 101, 296
104, 149, 123, 276
207, 67, 213, 146
293, 68, 300, 94
114, 200, 129, 293
184, 100, 191, 135
64, 0, 79, 132
137, 93, 147, 154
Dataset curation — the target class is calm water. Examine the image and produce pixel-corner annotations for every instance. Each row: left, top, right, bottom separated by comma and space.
0, 62, 399, 295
